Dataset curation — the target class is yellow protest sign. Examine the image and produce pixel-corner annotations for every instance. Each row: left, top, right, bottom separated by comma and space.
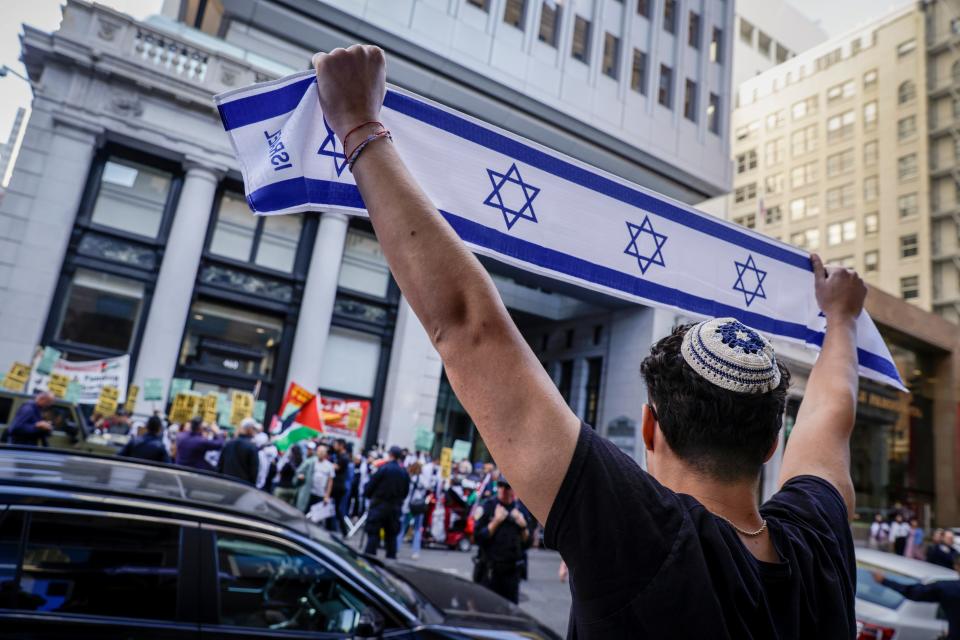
47, 373, 70, 398
169, 392, 202, 425
2, 362, 30, 392
230, 390, 254, 426
124, 384, 139, 414
202, 392, 219, 425
439, 447, 453, 479
94, 385, 119, 417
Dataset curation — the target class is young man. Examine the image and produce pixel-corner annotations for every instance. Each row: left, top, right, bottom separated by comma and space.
474, 479, 531, 603
119, 415, 171, 463
312, 45, 865, 637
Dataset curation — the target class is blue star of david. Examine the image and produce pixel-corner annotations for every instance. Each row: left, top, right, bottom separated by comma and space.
623, 216, 667, 275
733, 254, 768, 306
317, 118, 348, 176
482, 163, 540, 230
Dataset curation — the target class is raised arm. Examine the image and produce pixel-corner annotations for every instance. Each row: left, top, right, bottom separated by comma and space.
778, 254, 867, 515
313, 46, 579, 523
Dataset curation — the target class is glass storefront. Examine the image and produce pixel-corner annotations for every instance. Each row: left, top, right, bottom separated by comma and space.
54, 269, 145, 352
178, 300, 284, 379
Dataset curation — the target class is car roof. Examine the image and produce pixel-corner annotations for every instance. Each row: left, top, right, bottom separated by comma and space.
0, 445, 309, 535
856, 547, 959, 581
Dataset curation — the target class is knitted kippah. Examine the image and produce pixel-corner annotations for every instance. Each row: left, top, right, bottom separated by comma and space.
680, 317, 781, 394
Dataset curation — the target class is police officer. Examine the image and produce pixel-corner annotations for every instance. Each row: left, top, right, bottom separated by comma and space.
474, 478, 530, 603
363, 446, 410, 558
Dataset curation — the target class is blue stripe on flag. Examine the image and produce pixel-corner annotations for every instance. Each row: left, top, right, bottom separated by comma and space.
217, 76, 317, 131
247, 177, 898, 383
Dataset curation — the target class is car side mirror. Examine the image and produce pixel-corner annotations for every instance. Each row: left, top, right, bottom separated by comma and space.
354, 608, 383, 638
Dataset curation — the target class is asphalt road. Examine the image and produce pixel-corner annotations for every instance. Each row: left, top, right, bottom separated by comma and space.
346, 536, 571, 636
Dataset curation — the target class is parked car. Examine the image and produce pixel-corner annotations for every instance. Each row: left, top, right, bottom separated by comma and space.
0, 389, 126, 454
0, 445, 560, 639
856, 547, 956, 639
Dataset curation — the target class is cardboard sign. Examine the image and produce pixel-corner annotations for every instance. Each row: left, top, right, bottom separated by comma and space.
439, 447, 453, 479
414, 426, 435, 452
35, 346, 62, 376
143, 378, 164, 401
47, 373, 70, 399
2, 362, 31, 392
30, 354, 129, 404
452, 439, 472, 462
230, 391, 254, 426
124, 384, 139, 414
170, 392, 202, 425
94, 385, 120, 417
202, 392, 220, 425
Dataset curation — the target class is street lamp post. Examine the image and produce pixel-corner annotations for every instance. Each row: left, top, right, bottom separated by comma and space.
0, 66, 30, 83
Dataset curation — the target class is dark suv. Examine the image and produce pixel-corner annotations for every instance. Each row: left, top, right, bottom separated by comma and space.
0, 446, 559, 639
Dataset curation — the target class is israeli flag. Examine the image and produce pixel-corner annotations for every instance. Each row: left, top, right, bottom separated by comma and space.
215, 71, 906, 391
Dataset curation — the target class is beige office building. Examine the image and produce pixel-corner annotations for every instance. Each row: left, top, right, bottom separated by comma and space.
727, 5, 937, 312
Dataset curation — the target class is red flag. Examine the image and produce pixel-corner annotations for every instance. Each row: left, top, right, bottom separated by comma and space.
294, 395, 325, 433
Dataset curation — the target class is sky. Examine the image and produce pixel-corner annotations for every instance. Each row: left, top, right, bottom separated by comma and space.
0, 0, 919, 154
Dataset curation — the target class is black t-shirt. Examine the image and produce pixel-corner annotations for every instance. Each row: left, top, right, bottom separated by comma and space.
545, 424, 857, 639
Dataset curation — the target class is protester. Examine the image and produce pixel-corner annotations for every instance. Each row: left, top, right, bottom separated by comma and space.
891, 513, 911, 556
474, 478, 530, 603
295, 443, 335, 514
273, 444, 303, 505
257, 442, 278, 493
5, 391, 54, 447
174, 417, 223, 471
312, 45, 868, 635
868, 513, 890, 550
328, 439, 350, 533
118, 416, 170, 463
363, 445, 409, 558
929, 530, 959, 569
873, 565, 960, 639
103, 408, 132, 436
396, 461, 429, 559
905, 518, 925, 559
217, 418, 260, 484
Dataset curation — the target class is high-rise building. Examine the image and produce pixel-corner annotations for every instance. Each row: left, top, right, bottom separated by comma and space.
925, 0, 960, 324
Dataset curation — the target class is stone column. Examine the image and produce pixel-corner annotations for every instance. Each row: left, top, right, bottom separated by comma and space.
285, 211, 349, 392
132, 161, 222, 406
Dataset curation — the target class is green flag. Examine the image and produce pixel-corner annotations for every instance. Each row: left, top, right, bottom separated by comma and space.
273, 425, 319, 452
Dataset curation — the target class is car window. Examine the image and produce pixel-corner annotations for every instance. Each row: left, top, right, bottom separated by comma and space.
215, 533, 374, 634
41, 405, 78, 435
856, 563, 918, 609
0, 396, 13, 425
0, 509, 24, 591
15, 512, 180, 620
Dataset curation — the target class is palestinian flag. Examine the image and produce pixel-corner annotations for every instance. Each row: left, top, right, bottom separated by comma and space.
273, 395, 325, 451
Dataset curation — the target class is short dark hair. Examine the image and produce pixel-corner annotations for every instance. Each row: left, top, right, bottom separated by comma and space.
189, 417, 203, 433
640, 323, 790, 481
146, 416, 164, 435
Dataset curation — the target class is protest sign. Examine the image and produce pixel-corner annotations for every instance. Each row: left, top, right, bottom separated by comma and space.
169, 378, 192, 398
2, 362, 31, 392
35, 347, 62, 376
47, 373, 70, 399
452, 439, 472, 462
30, 354, 129, 404
202, 392, 220, 425
439, 447, 453, 479
124, 384, 139, 414
170, 392, 202, 425
143, 378, 164, 401
414, 426, 435, 452
64, 381, 82, 404
230, 391, 254, 426
319, 397, 369, 441
253, 400, 266, 423
94, 385, 119, 417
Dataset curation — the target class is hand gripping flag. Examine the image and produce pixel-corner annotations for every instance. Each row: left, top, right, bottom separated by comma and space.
215, 71, 906, 391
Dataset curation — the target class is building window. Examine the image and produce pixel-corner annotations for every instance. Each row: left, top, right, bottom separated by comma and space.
557, 360, 574, 405
658, 64, 673, 108
900, 276, 919, 300
863, 175, 879, 202
863, 101, 878, 131
827, 110, 855, 142
733, 214, 756, 229
896, 39, 916, 57
898, 80, 916, 104
826, 79, 856, 103
790, 228, 820, 251
835, 256, 856, 269
791, 124, 818, 156
584, 357, 603, 427
897, 154, 918, 181
764, 205, 782, 225
766, 110, 785, 130
637, 0, 650, 18
790, 161, 818, 189
688, 12, 701, 48
710, 27, 723, 63
789, 195, 819, 220
864, 250, 879, 273
736, 150, 758, 174
631, 49, 648, 94
54, 268, 145, 352
900, 234, 918, 258
571, 15, 591, 63
864, 140, 878, 166
663, 0, 677, 34
757, 30, 772, 58
504, 0, 526, 29
683, 79, 698, 122
602, 33, 620, 79
318, 326, 383, 397
707, 93, 720, 134
764, 173, 784, 195
735, 120, 760, 141
775, 43, 789, 63
765, 138, 785, 165
898, 193, 918, 218
180, 300, 283, 378
90, 158, 172, 239
538, 0, 560, 46
825, 183, 854, 212
740, 18, 754, 45
466, 0, 489, 10
209, 191, 303, 273
826, 148, 854, 177
791, 95, 817, 120
863, 69, 877, 90
827, 219, 856, 246
897, 115, 916, 140
864, 212, 879, 236
734, 183, 757, 203
338, 228, 390, 298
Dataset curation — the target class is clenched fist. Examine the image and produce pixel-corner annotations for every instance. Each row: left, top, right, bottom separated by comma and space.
312, 45, 386, 149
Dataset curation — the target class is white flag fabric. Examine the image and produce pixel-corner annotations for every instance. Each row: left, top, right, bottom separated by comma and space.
214, 71, 906, 391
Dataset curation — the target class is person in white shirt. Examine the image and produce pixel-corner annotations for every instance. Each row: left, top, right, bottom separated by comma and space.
294, 443, 335, 514
891, 514, 911, 555
869, 514, 890, 550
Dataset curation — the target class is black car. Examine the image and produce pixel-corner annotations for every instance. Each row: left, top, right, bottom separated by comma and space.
0, 445, 559, 639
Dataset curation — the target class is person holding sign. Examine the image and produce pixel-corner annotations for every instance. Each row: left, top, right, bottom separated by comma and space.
5, 391, 55, 447
312, 46, 866, 638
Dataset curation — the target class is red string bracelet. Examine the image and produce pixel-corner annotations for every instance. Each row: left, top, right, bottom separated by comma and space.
342, 120, 384, 150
